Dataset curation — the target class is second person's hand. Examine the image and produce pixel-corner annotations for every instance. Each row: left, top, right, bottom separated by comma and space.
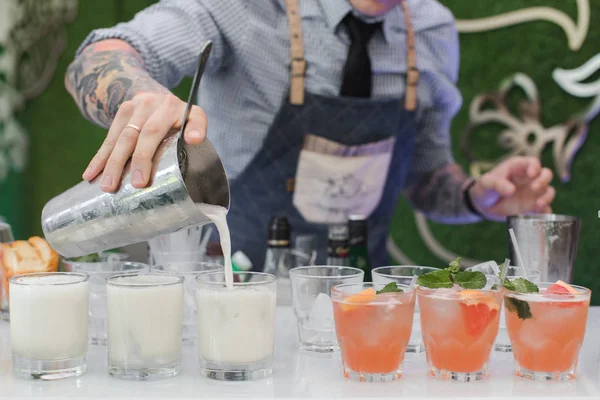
82, 91, 208, 192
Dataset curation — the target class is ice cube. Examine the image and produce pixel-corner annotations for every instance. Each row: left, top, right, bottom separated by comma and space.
469, 261, 500, 276
307, 293, 334, 331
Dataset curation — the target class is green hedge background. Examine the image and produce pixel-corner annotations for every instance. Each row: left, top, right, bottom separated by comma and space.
14, 1, 600, 301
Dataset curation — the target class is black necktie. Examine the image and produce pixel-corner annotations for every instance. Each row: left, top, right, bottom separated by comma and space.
340, 14, 382, 98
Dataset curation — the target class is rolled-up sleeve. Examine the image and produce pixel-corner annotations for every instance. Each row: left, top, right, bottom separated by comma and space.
76, 0, 228, 89
403, 22, 462, 187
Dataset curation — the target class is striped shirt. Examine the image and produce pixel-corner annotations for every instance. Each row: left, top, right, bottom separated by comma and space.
77, 0, 462, 184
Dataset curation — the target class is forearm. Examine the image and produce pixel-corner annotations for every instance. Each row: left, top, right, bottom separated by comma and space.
65, 39, 169, 128
402, 163, 482, 224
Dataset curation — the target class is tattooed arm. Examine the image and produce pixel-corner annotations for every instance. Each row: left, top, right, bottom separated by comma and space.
65, 39, 207, 192
65, 39, 169, 128
402, 163, 481, 224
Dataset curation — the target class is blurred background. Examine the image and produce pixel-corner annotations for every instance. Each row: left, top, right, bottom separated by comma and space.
1, 1, 598, 300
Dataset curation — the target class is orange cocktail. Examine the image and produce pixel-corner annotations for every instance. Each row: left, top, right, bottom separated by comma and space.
504, 281, 591, 381
331, 283, 415, 382
418, 287, 502, 381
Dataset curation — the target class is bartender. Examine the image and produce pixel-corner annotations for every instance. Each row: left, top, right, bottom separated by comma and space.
65, 0, 554, 268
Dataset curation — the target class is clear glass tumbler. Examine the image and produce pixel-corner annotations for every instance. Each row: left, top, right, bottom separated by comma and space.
151, 262, 222, 345
106, 273, 183, 380
10, 272, 89, 380
467, 264, 541, 352
418, 285, 502, 381
63, 260, 149, 345
289, 266, 364, 352
372, 266, 439, 353
196, 271, 277, 381
331, 282, 416, 382
504, 282, 590, 381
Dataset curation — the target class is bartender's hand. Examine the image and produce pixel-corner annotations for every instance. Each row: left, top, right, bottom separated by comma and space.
83, 92, 207, 192
68, 39, 208, 193
468, 156, 555, 221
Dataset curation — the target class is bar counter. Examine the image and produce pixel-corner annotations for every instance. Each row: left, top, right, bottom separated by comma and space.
1, 307, 600, 399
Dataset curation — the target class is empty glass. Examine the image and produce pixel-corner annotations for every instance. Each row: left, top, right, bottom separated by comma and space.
63, 260, 149, 345
289, 266, 364, 352
466, 264, 541, 352
372, 266, 439, 353
151, 262, 223, 345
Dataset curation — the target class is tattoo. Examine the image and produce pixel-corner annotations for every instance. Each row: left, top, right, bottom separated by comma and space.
65, 40, 168, 128
402, 163, 481, 224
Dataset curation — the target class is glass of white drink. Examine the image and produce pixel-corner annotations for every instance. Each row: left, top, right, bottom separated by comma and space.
63, 260, 149, 345
151, 262, 223, 345
106, 273, 183, 380
196, 271, 276, 380
10, 272, 89, 380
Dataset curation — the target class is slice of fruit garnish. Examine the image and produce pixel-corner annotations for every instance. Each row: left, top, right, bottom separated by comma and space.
340, 287, 376, 312
545, 280, 584, 308
459, 290, 499, 337
547, 280, 578, 295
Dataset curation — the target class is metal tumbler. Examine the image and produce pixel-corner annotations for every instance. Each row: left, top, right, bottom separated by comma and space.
507, 214, 580, 283
41, 133, 229, 258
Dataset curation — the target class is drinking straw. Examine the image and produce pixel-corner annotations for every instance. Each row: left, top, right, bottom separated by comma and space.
499, 258, 511, 286
409, 275, 418, 290
509, 228, 529, 279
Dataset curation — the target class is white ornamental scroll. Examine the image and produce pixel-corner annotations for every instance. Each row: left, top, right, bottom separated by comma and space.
455, 0, 590, 52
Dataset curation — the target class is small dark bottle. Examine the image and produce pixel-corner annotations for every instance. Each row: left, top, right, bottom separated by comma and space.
348, 215, 371, 281
326, 224, 350, 266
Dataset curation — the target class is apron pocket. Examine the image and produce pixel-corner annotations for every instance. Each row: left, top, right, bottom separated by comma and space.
293, 134, 396, 225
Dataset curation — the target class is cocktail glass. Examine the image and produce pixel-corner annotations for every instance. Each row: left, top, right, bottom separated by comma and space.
10, 272, 89, 380
289, 266, 364, 352
372, 266, 438, 353
152, 262, 222, 345
504, 282, 590, 381
331, 282, 416, 382
417, 284, 502, 381
196, 271, 276, 381
467, 264, 541, 352
106, 273, 183, 380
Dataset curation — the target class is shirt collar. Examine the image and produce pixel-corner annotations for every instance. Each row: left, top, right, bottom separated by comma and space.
277, 0, 402, 44
318, 0, 400, 43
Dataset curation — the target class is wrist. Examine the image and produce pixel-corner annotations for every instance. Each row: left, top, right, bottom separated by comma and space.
462, 178, 485, 219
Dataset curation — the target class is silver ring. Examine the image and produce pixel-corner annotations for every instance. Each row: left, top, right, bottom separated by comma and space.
124, 123, 141, 133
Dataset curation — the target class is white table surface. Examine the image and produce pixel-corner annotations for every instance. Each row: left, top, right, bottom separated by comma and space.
1, 306, 600, 400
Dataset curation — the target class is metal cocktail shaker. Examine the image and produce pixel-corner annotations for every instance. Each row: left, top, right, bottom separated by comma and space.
41, 42, 229, 258
507, 214, 580, 283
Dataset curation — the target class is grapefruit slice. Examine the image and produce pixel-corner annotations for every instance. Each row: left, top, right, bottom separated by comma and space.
459, 290, 499, 337
547, 280, 578, 295
545, 280, 583, 308
340, 287, 376, 312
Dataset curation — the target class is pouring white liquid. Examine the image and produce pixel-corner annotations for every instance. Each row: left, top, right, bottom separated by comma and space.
197, 204, 233, 289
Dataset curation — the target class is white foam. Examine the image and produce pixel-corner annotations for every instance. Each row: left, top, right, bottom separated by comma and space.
110, 274, 180, 286
14, 274, 85, 285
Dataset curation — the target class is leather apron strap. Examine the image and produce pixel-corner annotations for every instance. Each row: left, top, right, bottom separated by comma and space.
284, 0, 419, 111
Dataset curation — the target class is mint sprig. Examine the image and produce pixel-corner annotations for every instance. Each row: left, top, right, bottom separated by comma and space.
416, 258, 487, 290
500, 270, 539, 320
454, 270, 487, 289
416, 270, 453, 289
503, 278, 539, 293
376, 282, 404, 294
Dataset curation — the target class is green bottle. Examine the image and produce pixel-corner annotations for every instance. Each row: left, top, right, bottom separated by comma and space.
348, 215, 371, 281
